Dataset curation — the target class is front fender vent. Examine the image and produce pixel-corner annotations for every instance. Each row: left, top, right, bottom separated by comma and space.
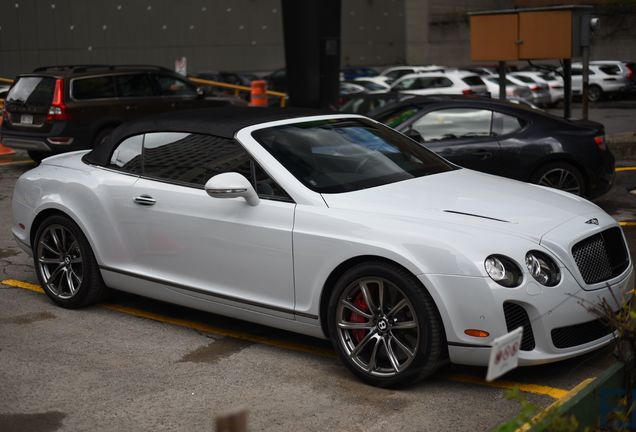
503, 302, 535, 351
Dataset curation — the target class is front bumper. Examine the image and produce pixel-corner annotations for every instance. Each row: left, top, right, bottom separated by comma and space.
422, 263, 633, 367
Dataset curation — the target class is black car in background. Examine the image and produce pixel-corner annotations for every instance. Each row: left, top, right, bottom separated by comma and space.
340, 66, 378, 81
339, 92, 415, 116
372, 96, 614, 198
0, 65, 234, 162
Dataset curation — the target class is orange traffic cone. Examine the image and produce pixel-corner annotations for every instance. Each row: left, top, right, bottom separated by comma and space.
249, 80, 268, 107
0, 143, 15, 155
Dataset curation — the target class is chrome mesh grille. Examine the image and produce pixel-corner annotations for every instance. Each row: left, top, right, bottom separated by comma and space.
572, 227, 629, 285
551, 318, 613, 349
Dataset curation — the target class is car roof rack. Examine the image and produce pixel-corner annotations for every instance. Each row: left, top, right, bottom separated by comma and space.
33, 64, 110, 73
33, 64, 173, 74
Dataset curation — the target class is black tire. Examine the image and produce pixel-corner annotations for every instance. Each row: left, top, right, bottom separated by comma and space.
327, 261, 445, 387
33, 215, 107, 309
530, 161, 586, 196
587, 85, 603, 103
27, 150, 47, 163
93, 127, 114, 147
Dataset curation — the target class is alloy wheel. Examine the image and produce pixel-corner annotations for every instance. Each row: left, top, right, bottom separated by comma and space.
36, 224, 84, 299
336, 277, 420, 377
537, 168, 582, 195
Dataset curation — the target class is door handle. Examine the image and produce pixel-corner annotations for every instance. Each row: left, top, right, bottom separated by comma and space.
134, 194, 156, 206
473, 150, 493, 159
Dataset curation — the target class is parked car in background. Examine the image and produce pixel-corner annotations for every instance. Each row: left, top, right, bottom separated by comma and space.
14, 107, 631, 387
0, 65, 234, 162
340, 66, 378, 81
352, 77, 392, 92
372, 96, 614, 198
456, 66, 496, 76
505, 74, 551, 107
511, 71, 563, 105
338, 92, 414, 115
590, 60, 635, 93
377, 65, 446, 84
339, 82, 368, 106
483, 76, 533, 103
566, 62, 632, 102
390, 71, 489, 97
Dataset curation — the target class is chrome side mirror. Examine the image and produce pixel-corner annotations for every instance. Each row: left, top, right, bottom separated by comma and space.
204, 172, 260, 206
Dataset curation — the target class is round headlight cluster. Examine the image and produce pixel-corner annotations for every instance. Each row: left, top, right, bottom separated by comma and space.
525, 251, 560, 286
484, 255, 523, 287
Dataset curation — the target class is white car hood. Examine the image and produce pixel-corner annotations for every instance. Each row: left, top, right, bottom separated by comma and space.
321, 169, 601, 243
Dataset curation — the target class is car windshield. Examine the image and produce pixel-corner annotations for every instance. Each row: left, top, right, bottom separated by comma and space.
252, 118, 456, 193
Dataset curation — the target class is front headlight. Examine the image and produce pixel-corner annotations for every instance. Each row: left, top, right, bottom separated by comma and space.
484, 255, 523, 287
525, 251, 560, 286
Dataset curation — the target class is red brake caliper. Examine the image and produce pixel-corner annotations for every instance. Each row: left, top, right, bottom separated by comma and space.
350, 291, 370, 343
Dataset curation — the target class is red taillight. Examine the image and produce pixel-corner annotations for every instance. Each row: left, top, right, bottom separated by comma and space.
594, 135, 607, 150
462, 89, 474, 95
530, 85, 540, 92
47, 79, 70, 121
627, 65, 633, 81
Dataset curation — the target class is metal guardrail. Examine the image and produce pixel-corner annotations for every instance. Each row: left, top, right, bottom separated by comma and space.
188, 76, 287, 107
0, 75, 288, 108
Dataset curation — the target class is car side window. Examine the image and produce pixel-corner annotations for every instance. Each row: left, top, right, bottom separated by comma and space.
152, 75, 197, 96
429, 77, 452, 88
72, 76, 116, 100
108, 135, 143, 174
492, 112, 524, 136
116, 74, 155, 97
142, 132, 292, 201
393, 77, 417, 90
411, 108, 493, 142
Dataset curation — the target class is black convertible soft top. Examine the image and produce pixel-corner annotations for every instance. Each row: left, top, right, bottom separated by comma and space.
84, 107, 331, 166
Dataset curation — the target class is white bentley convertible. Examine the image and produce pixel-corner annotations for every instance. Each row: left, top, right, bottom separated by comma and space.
11, 108, 633, 386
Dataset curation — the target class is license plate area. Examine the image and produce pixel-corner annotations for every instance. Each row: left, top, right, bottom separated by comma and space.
21, 114, 34, 125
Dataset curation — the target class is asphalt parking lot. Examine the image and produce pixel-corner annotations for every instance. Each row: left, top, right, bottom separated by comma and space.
1, 148, 634, 432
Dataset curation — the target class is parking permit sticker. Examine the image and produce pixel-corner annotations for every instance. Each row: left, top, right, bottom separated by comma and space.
486, 327, 523, 382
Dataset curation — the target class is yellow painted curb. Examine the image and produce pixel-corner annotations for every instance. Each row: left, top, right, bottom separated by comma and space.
514, 377, 595, 431
616, 167, 636, 172
448, 374, 568, 400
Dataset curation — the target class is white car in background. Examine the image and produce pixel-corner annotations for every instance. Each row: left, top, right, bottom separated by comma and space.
511, 71, 564, 105
352, 77, 392, 92
390, 71, 489, 97
373, 65, 446, 85
483, 76, 533, 103
506, 74, 551, 107
567, 62, 633, 102
12, 108, 633, 387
